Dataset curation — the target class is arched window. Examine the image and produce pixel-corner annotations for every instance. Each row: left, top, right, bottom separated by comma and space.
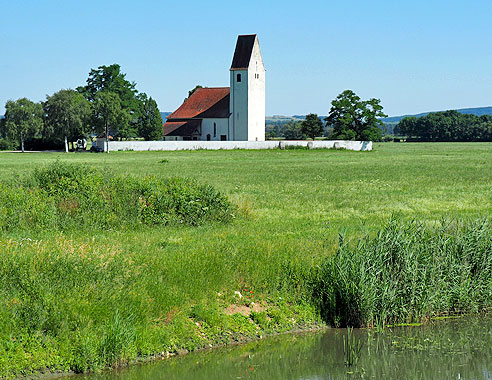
237, 73, 241, 82
213, 123, 216, 137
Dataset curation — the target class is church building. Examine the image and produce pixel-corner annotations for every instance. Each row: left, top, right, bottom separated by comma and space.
163, 34, 265, 141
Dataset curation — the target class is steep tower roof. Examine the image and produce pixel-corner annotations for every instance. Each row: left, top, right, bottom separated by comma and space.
230, 34, 256, 70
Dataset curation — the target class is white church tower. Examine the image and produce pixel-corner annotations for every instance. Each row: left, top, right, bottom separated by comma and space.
229, 34, 265, 141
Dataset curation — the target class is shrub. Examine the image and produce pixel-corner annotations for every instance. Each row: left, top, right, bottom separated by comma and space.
0, 138, 17, 151
0, 161, 236, 234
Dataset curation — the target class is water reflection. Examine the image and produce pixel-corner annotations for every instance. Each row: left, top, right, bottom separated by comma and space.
69, 315, 492, 380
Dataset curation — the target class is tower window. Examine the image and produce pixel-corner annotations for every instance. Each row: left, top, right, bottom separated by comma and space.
213, 123, 216, 137
237, 73, 241, 82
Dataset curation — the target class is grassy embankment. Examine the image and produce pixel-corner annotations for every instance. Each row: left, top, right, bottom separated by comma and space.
0, 143, 491, 377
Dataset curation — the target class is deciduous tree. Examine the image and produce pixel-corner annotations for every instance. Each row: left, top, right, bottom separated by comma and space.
44, 89, 91, 152
300, 113, 323, 140
77, 64, 138, 106
283, 121, 306, 140
137, 96, 163, 141
77, 64, 142, 139
396, 111, 492, 141
3, 98, 43, 152
92, 92, 129, 152
326, 90, 386, 141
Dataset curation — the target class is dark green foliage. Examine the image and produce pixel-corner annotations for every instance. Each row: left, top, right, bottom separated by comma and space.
92, 91, 131, 138
137, 97, 164, 141
43, 89, 91, 149
0, 161, 236, 233
383, 106, 492, 124
0, 117, 5, 138
186, 85, 203, 100
397, 110, 492, 141
0, 137, 17, 150
282, 121, 306, 140
3, 98, 44, 152
77, 64, 138, 109
300, 113, 324, 140
313, 218, 492, 328
326, 90, 386, 141
77, 64, 145, 140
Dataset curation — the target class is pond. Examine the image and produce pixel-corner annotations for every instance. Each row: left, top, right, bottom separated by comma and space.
67, 315, 492, 380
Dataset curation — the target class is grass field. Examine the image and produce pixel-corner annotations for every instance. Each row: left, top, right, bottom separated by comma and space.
0, 143, 491, 377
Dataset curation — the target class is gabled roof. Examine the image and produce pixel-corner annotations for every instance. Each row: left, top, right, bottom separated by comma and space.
230, 34, 256, 70
197, 92, 230, 118
163, 120, 201, 137
167, 87, 230, 119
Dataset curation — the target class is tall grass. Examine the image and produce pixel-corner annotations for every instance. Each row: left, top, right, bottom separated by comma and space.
0, 233, 319, 378
313, 218, 492, 327
0, 146, 491, 377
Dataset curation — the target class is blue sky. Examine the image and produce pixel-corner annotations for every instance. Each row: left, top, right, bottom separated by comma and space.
1, 0, 491, 116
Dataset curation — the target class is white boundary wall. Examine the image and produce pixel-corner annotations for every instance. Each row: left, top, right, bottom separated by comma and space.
106, 140, 372, 152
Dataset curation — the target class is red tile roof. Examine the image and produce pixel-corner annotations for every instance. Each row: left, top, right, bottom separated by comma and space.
163, 120, 201, 137
167, 87, 230, 119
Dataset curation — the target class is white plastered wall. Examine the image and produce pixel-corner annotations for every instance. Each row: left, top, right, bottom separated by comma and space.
247, 37, 266, 141
201, 118, 229, 141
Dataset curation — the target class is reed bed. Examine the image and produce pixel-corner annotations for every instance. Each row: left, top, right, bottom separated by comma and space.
313, 218, 492, 327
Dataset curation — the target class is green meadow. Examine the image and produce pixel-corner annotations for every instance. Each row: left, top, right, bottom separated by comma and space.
0, 143, 491, 377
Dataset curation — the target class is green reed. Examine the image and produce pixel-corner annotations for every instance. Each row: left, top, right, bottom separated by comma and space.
343, 326, 363, 366
313, 218, 492, 327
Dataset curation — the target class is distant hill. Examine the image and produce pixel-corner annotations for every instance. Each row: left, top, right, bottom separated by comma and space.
264, 107, 492, 130
266, 115, 328, 125
381, 106, 492, 124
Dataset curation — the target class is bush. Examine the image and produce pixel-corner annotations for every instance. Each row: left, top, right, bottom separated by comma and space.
312, 218, 492, 327
0, 138, 17, 151
24, 137, 64, 151
0, 161, 236, 234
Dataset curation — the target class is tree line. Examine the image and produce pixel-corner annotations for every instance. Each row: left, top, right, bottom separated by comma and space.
396, 110, 492, 141
0, 64, 163, 152
266, 90, 386, 141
